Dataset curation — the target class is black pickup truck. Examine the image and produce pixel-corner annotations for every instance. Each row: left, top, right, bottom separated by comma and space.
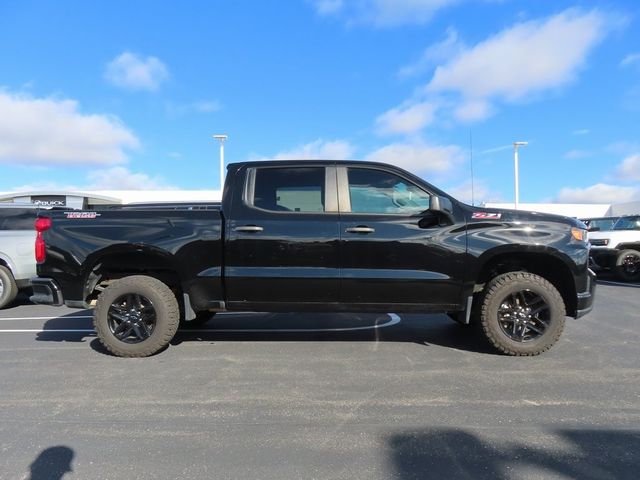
31, 160, 595, 357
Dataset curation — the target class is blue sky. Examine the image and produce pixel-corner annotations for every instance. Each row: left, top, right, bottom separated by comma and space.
0, 0, 639, 204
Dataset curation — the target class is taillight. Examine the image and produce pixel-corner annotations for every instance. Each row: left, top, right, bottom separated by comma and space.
35, 216, 52, 263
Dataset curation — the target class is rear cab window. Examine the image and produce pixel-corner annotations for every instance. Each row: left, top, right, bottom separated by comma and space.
249, 167, 326, 213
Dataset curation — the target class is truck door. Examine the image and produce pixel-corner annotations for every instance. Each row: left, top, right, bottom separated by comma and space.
338, 166, 465, 310
225, 165, 341, 310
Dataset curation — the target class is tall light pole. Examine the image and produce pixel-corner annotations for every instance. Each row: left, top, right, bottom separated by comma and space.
213, 134, 228, 192
513, 141, 528, 210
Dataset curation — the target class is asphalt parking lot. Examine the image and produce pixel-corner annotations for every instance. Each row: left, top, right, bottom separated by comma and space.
0, 278, 638, 480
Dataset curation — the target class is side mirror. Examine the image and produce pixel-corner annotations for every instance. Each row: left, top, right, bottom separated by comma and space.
429, 195, 453, 216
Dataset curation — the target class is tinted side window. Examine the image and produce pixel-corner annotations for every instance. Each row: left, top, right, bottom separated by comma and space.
347, 168, 430, 215
253, 167, 325, 213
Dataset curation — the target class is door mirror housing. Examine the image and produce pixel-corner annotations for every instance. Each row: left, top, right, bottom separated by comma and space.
429, 195, 453, 216
425, 195, 454, 226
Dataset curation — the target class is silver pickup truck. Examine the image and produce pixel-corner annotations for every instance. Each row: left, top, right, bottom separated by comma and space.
0, 206, 38, 308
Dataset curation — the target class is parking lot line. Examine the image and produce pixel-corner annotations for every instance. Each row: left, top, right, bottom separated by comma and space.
0, 313, 401, 334
0, 316, 93, 321
597, 280, 640, 288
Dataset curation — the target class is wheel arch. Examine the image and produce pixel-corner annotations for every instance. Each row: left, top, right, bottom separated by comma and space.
80, 245, 183, 305
474, 247, 578, 317
0, 253, 14, 273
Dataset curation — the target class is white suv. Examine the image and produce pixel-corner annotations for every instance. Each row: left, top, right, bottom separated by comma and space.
588, 215, 640, 282
0, 206, 38, 308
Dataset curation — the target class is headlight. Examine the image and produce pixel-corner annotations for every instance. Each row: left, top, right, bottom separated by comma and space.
571, 227, 587, 241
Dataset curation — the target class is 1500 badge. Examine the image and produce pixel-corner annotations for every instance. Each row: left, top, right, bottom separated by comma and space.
64, 212, 101, 219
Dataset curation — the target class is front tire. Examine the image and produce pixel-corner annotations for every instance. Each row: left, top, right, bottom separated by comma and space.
615, 249, 640, 282
478, 272, 566, 356
0, 266, 18, 309
93, 276, 180, 357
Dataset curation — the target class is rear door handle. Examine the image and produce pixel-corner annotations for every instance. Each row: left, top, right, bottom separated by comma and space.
234, 225, 264, 233
345, 226, 375, 234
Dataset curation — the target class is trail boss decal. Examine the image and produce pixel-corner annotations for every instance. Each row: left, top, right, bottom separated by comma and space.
64, 212, 101, 219
472, 212, 502, 220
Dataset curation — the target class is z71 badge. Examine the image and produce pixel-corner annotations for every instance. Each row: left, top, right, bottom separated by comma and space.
472, 212, 502, 220
64, 212, 101, 219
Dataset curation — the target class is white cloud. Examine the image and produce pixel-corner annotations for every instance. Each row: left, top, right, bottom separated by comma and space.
620, 53, 640, 68
480, 144, 512, 155
556, 183, 640, 203
312, 0, 343, 15
11, 167, 174, 192
453, 98, 492, 122
166, 100, 222, 116
426, 9, 609, 119
0, 91, 139, 166
398, 28, 462, 78
105, 52, 169, 91
86, 167, 173, 190
572, 128, 590, 135
564, 149, 593, 159
365, 141, 463, 174
311, 0, 462, 27
375, 101, 437, 135
617, 154, 640, 181
445, 179, 501, 204
269, 139, 355, 160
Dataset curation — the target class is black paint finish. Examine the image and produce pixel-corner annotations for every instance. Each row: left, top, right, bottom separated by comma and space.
35, 160, 594, 319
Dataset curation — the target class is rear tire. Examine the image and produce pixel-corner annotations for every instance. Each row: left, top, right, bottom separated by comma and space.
93, 276, 180, 357
0, 266, 18, 309
615, 249, 640, 282
478, 272, 566, 356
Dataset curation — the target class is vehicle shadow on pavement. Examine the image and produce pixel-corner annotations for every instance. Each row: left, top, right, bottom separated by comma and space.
35, 309, 95, 343
34, 310, 495, 355
24, 445, 74, 480
385, 428, 640, 479
172, 312, 495, 355
595, 272, 640, 288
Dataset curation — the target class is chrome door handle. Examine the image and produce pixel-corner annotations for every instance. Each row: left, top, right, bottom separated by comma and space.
234, 225, 264, 232
345, 226, 375, 234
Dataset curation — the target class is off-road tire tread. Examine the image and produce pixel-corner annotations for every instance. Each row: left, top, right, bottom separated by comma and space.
0, 265, 18, 309
93, 276, 180, 357
479, 272, 565, 356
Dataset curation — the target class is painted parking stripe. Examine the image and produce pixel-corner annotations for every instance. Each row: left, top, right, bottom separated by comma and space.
0, 316, 93, 321
597, 280, 640, 288
0, 313, 401, 333
0, 329, 95, 333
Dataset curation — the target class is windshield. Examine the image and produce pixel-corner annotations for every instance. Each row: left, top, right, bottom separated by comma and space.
586, 218, 617, 231
613, 216, 640, 231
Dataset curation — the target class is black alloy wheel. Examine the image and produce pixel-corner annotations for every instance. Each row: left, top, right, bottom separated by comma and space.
107, 293, 157, 343
616, 249, 640, 282
478, 272, 566, 356
93, 275, 180, 357
497, 290, 550, 342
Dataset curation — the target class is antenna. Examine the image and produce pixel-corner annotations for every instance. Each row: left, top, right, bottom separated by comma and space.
469, 130, 475, 206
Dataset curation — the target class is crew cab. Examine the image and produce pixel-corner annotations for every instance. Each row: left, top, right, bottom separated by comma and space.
31, 160, 596, 357
589, 215, 640, 282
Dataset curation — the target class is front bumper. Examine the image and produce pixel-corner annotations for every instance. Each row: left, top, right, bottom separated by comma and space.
575, 268, 596, 318
30, 277, 63, 306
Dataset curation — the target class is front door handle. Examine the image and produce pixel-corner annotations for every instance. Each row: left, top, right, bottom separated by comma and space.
345, 226, 375, 234
234, 225, 264, 233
